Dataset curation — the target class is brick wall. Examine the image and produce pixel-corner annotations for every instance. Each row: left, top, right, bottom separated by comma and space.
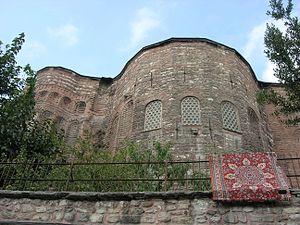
34, 38, 299, 157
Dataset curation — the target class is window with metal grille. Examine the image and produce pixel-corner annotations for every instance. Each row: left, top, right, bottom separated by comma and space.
60, 96, 71, 106
181, 96, 200, 125
144, 100, 162, 131
221, 101, 240, 132
75, 101, 86, 113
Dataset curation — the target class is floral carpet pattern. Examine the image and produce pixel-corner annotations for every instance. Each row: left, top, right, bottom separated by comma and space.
209, 152, 290, 201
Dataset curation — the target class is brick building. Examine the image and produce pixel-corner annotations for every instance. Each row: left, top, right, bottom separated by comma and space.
35, 38, 300, 158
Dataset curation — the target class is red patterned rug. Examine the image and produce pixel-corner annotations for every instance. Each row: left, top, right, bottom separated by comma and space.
209, 152, 290, 201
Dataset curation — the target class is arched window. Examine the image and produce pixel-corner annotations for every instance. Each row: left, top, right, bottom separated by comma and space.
39, 90, 48, 98
66, 121, 79, 144
40, 110, 53, 121
59, 96, 71, 107
181, 96, 200, 125
47, 92, 59, 102
221, 101, 240, 132
75, 101, 86, 113
144, 100, 162, 131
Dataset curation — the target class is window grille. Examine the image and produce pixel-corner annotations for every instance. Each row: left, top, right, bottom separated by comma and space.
75, 101, 86, 113
61, 96, 71, 106
181, 97, 200, 125
144, 100, 162, 131
221, 101, 240, 132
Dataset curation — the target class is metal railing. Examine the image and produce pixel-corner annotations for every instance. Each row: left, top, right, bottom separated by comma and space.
0, 154, 299, 192
0, 159, 211, 192
277, 154, 300, 189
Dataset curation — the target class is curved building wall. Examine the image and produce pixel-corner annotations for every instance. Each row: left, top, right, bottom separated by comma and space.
35, 38, 282, 158
35, 67, 109, 145
110, 41, 270, 159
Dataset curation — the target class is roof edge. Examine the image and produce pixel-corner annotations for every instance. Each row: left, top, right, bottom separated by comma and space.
37, 38, 280, 87
37, 66, 102, 81
113, 37, 261, 84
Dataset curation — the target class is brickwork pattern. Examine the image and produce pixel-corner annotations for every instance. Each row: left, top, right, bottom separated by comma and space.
34, 38, 300, 157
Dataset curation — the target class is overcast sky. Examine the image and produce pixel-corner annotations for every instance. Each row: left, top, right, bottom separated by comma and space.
1, 0, 299, 82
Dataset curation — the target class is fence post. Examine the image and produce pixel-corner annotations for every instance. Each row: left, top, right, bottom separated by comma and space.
65, 161, 74, 191
164, 160, 168, 191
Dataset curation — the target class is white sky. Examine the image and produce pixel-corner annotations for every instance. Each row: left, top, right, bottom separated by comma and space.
1, 0, 299, 82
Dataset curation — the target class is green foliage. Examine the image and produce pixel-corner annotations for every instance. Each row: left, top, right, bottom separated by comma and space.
0, 34, 63, 158
262, 0, 300, 125
0, 33, 25, 103
1, 139, 211, 192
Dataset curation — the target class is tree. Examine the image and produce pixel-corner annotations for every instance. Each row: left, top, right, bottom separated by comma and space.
259, 0, 300, 125
0, 33, 63, 158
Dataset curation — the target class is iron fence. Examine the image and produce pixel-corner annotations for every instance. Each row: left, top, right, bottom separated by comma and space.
0, 159, 211, 192
0, 154, 299, 193
277, 154, 300, 189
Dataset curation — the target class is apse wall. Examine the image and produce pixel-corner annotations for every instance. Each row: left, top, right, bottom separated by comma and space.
35, 38, 281, 158
35, 67, 108, 145
109, 39, 272, 158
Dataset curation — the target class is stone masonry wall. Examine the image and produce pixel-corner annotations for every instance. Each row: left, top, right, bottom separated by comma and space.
0, 191, 300, 224
35, 38, 300, 158
113, 41, 270, 159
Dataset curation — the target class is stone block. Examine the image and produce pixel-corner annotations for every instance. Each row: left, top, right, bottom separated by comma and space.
64, 211, 76, 222
32, 213, 50, 221
243, 206, 254, 212
210, 215, 221, 223
141, 201, 154, 207
107, 214, 119, 223
289, 214, 300, 221
141, 215, 156, 223
90, 213, 103, 223
36, 206, 47, 213
238, 213, 247, 223
1, 211, 14, 219
283, 207, 300, 214
78, 212, 89, 222
21, 204, 34, 213
224, 212, 239, 224
120, 215, 141, 224
195, 215, 207, 224
158, 212, 171, 222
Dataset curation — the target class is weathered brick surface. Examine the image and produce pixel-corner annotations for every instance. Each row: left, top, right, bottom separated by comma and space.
35, 38, 299, 157
0, 191, 300, 224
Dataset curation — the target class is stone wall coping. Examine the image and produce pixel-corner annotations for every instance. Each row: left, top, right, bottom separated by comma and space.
0, 190, 212, 201
0, 190, 299, 201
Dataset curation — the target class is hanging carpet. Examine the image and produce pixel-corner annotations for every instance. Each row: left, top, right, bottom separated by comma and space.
209, 152, 290, 202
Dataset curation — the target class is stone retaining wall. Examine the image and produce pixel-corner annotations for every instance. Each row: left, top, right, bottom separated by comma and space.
0, 191, 300, 224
